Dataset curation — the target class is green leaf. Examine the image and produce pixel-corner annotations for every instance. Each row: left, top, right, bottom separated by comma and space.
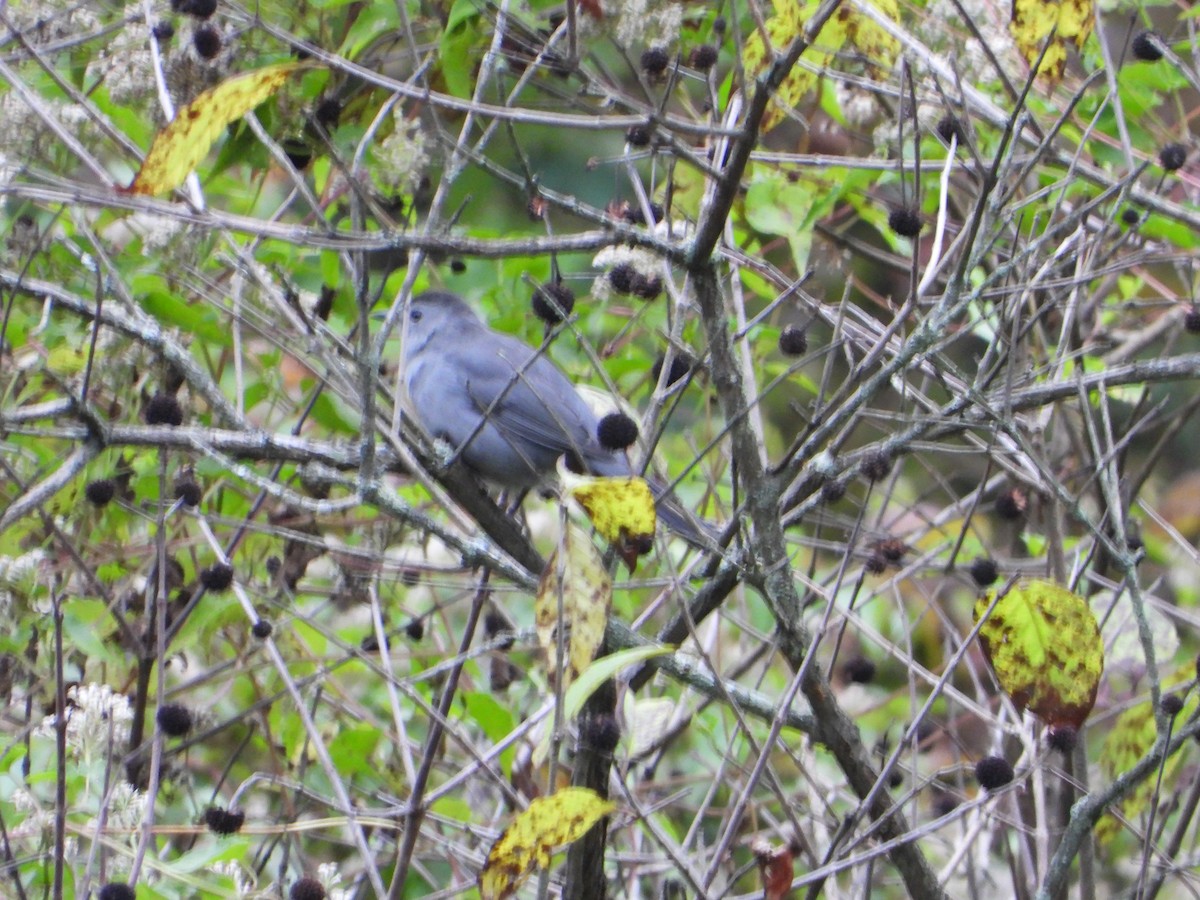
439, 0, 484, 99
139, 291, 230, 345
974, 579, 1104, 728
329, 724, 382, 776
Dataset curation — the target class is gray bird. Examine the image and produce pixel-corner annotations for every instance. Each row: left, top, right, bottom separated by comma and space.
401, 290, 714, 547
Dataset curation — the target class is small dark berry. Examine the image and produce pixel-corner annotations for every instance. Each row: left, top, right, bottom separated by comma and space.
608, 263, 637, 294
1161, 694, 1184, 717
405, 618, 425, 640
175, 0, 218, 18
315, 285, 335, 321
1121, 208, 1141, 226
98, 885, 137, 900
936, 114, 966, 146
779, 325, 808, 356
621, 201, 664, 225
484, 610, 510, 637
192, 25, 222, 60
969, 557, 998, 587
361, 634, 379, 652
1130, 31, 1164, 62
1184, 308, 1200, 334
625, 124, 652, 147
864, 553, 887, 575
861, 450, 892, 481
450, 259, 466, 273
631, 274, 663, 300
821, 478, 846, 504
86, 478, 116, 506
174, 478, 201, 506
581, 712, 621, 753
888, 769, 904, 788
651, 350, 694, 388
314, 97, 342, 131
151, 21, 175, 41
1160, 142, 1188, 172
156, 703, 194, 737
203, 806, 246, 834
531, 281, 576, 325
974, 755, 1014, 790
994, 487, 1028, 520
712, 16, 727, 34
843, 656, 876, 684
1046, 724, 1078, 754
290, 878, 327, 900
640, 47, 670, 76
199, 562, 234, 592
876, 538, 907, 562
145, 392, 184, 426
689, 45, 719, 71
597, 412, 639, 450
252, 619, 272, 639
888, 207, 922, 237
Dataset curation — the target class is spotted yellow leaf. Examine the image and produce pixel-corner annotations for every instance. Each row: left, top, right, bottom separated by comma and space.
536, 526, 613, 690
479, 787, 616, 900
974, 579, 1104, 728
742, 0, 898, 133
128, 62, 306, 196
1010, 0, 1094, 79
567, 475, 656, 568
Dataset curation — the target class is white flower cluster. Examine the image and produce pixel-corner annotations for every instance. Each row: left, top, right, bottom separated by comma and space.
371, 113, 431, 195
35, 682, 134, 758
0, 548, 47, 614
7, 0, 101, 46
612, 0, 683, 50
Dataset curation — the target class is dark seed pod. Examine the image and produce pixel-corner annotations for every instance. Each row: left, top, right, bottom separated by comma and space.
1130, 31, 1164, 62
98, 885, 137, 900
145, 392, 184, 426
1121, 208, 1140, 226
608, 263, 638, 294
888, 207, 922, 237
631, 274, 663, 300
86, 479, 117, 506
531, 281, 576, 325
1046, 724, 1078, 754
843, 656, 876, 684
290, 878, 327, 900
597, 412, 638, 450
151, 21, 175, 41
199, 563, 234, 592
1159, 142, 1187, 172
864, 553, 887, 575
251, 619, 272, 638
975, 755, 1014, 790
203, 806, 246, 834
936, 114, 966, 146
625, 124, 652, 147
1161, 694, 1184, 717
1184, 308, 1200, 334
450, 259, 466, 273
640, 47, 669, 76
192, 25, 222, 60
689, 45, 719, 71
861, 450, 892, 482
313, 97, 342, 131
174, 0, 218, 18
969, 557, 998, 587
651, 351, 694, 388
821, 478, 846, 504
405, 618, 425, 640
779, 325, 808, 356
580, 711, 621, 753
994, 487, 1027, 520
156, 703, 194, 737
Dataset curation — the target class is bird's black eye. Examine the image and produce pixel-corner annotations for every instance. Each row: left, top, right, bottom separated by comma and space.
411, 308, 423, 322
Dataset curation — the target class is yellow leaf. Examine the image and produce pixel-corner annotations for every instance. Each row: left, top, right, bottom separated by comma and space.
974, 579, 1104, 728
568, 475, 656, 568
1010, 0, 1094, 79
479, 787, 616, 900
128, 62, 307, 196
536, 527, 613, 690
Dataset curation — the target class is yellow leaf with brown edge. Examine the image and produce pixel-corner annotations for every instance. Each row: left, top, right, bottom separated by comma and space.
479, 787, 616, 900
567, 474, 656, 568
128, 62, 308, 196
1010, 0, 1093, 80
536, 526, 612, 690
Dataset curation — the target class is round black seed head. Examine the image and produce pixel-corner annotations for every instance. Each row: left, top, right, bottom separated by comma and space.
625, 124, 652, 147
151, 21, 175, 41
876, 538, 907, 562
581, 711, 622, 753
994, 487, 1028, 520
175, 478, 202, 507
624, 201, 664, 225
252, 619, 272, 639
175, 0, 218, 18
1160, 142, 1188, 172
1046, 724, 1078, 754
631, 274, 663, 300
689, 44, 719, 71
1161, 694, 1184, 717
712, 16, 727, 34
145, 392, 184, 426
1131, 31, 1164, 62
864, 553, 888, 575
192, 25, 222, 59
314, 285, 335, 321
651, 350, 694, 388
405, 618, 425, 640
888, 207, 922, 237
86, 478, 116, 506
203, 806, 246, 835
779, 325, 808, 356
640, 47, 669, 76
936, 114, 966, 146
974, 755, 1013, 790
861, 450, 892, 481
608, 263, 638, 294
888, 769, 904, 788
821, 478, 846, 504
199, 562, 234, 592
449, 258, 466, 273
531, 281, 576, 325
360, 634, 379, 652
156, 703, 194, 737
843, 655, 876, 684
1121, 208, 1141, 226
484, 610, 510, 638
1184, 308, 1200, 334
290, 878, 327, 900
969, 557, 998, 587
98, 885, 137, 900
597, 412, 639, 450
313, 97, 342, 131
